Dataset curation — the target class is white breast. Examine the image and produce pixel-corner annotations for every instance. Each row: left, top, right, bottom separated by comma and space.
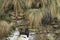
18, 35, 29, 40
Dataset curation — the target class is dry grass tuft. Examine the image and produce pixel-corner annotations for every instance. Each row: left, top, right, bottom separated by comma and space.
0, 20, 11, 38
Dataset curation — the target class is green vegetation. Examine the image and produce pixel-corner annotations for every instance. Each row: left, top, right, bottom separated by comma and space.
0, 15, 12, 22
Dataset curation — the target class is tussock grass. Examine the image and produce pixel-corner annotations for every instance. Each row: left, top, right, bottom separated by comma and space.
26, 9, 44, 29
0, 20, 11, 38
